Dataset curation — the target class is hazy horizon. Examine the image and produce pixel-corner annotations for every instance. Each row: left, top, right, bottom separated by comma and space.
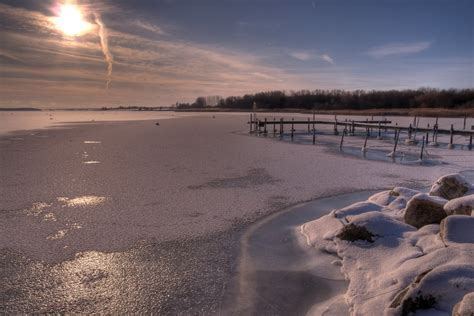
1, 0, 473, 108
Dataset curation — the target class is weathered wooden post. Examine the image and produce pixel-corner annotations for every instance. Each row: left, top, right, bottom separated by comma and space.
448, 124, 454, 149
469, 135, 472, 151
420, 136, 425, 161
312, 126, 316, 145
463, 116, 467, 130
334, 121, 339, 135
273, 117, 277, 136
307, 118, 310, 133
408, 124, 412, 140
390, 129, 400, 157
351, 121, 355, 135
249, 113, 253, 133
362, 129, 369, 152
291, 118, 295, 141
339, 128, 345, 149
263, 117, 268, 135
279, 118, 283, 137
425, 131, 429, 146
378, 122, 382, 139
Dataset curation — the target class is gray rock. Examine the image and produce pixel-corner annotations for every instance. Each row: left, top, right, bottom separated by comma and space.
444, 195, 474, 216
429, 174, 472, 200
440, 215, 474, 245
404, 193, 447, 229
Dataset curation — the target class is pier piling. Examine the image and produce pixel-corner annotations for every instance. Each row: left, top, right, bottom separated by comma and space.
291, 118, 294, 141
339, 129, 345, 149
420, 136, 425, 161
449, 124, 454, 149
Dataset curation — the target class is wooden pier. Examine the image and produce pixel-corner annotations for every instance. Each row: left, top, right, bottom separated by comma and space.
248, 114, 474, 152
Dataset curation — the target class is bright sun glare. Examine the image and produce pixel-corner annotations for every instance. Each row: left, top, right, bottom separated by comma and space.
54, 3, 91, 36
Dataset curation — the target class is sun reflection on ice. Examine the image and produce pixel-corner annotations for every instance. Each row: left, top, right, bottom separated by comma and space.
57, 196, 106, 207
47, 229, 68, 240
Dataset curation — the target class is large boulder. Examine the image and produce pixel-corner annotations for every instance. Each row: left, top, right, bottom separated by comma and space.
429, 174, 472, 200
404, 193, 447, 229
452, 292, 474, 316
444, 194, 474, 216
440, 215, 474, 245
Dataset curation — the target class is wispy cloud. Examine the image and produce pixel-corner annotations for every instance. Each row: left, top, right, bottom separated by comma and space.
289, 51, 334, 64
367, 41, 432, 58
289, 51, 315, 61
321, 54, 334, 64
133, 20, 167, 36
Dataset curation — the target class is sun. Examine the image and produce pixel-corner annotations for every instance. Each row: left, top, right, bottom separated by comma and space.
54, 3, 91, 36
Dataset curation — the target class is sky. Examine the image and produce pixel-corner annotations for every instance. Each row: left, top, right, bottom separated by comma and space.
0, 0, 472, 108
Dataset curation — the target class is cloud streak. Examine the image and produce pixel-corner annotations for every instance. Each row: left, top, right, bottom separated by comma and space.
367, 41, 432, 58
94, 12, 114, 89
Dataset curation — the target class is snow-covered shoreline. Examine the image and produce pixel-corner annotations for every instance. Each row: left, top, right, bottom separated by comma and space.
302, 174, 474, 315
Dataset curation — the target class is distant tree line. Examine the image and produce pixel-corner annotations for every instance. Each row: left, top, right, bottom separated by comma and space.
179, 88, 473, 110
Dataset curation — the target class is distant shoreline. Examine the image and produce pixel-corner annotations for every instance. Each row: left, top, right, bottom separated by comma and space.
0, 107, 41, 111
173, 107, 474, 118
1, 107, 472, 118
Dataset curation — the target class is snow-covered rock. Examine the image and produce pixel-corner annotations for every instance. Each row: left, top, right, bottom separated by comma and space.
444, 195, 474, 216
388, 264, 474, 316
440, 215, 474, 245
334, 201, 383, 219
429, 174, 472, 200
301, 173, 474, 315
369, 187, 419, 215
452, 292, 474, 316
345, 211, 416, 238
404, 193, 448, 229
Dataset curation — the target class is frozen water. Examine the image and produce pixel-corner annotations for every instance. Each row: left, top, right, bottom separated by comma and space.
1, 112, 473, 313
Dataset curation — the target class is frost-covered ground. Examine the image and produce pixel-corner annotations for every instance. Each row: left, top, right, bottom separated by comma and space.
302, 173, 474, 315
0, 112, 473, 313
